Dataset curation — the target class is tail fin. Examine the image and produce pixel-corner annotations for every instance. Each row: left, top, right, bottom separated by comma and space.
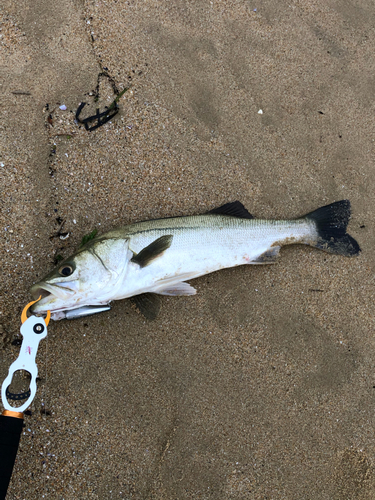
304, 200, 361, 257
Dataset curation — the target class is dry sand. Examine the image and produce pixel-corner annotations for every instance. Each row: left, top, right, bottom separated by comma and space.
1, 0, 375, 498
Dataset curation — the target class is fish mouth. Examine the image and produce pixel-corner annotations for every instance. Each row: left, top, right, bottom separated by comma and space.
30, 282, 111, 320
30, 282, 76, 312
32, 287, 52, 300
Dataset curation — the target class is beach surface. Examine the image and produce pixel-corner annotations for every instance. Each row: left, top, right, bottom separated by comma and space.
1, 0, 375, 498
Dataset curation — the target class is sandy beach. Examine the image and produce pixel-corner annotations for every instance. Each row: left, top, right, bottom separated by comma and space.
1, 0, 375, 498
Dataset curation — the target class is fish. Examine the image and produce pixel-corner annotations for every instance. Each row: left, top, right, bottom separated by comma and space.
30, 200, 360, 321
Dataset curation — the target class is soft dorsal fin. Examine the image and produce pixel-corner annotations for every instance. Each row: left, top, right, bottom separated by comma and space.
131, 235, 173, 268
208, 201, 254, 219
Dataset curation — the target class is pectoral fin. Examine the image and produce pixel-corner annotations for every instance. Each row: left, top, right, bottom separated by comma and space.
131, 293, 161, 320
131, 235, 173, 268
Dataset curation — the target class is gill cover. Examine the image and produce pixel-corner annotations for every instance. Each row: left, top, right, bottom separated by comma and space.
88, 237, 130, 276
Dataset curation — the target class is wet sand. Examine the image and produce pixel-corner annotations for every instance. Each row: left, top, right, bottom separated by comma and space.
1, 0, 375, 498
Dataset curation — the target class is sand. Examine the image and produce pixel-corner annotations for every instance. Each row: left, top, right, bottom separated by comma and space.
1, 0, 375, 498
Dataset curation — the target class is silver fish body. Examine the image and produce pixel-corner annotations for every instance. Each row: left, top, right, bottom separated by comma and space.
30, 200, 360, 320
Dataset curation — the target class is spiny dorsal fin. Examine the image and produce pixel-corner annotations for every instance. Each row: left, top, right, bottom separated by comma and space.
131, 293, 161, 320
131, 235, 173, 268
208, 201, 254, 219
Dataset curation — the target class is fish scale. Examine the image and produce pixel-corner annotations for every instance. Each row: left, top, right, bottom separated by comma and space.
110, 216, 315, 301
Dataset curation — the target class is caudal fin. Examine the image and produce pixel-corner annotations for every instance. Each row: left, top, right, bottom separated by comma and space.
304, 200, 361, 257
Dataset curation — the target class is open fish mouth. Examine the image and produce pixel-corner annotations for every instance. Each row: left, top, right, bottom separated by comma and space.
30, 282, 76, 307
30, 282, 112, 320
32, 287, 52, 300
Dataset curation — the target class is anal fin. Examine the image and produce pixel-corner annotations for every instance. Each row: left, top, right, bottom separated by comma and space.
252, 246, 281, 264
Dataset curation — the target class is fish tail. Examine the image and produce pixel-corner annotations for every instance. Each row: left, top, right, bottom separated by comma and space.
303, 200, 361, 257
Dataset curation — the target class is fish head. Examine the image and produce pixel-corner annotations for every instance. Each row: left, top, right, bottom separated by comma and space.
30, 237, 131, 319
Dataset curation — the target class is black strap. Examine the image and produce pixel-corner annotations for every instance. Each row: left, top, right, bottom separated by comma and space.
0, 413, 23, 500
75, 102, 119, 132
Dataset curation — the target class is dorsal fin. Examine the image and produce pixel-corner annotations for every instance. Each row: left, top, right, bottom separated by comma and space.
208, 201, 254, 219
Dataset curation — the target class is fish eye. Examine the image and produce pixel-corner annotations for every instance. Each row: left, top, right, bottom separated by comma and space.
58, 265, 74, 277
